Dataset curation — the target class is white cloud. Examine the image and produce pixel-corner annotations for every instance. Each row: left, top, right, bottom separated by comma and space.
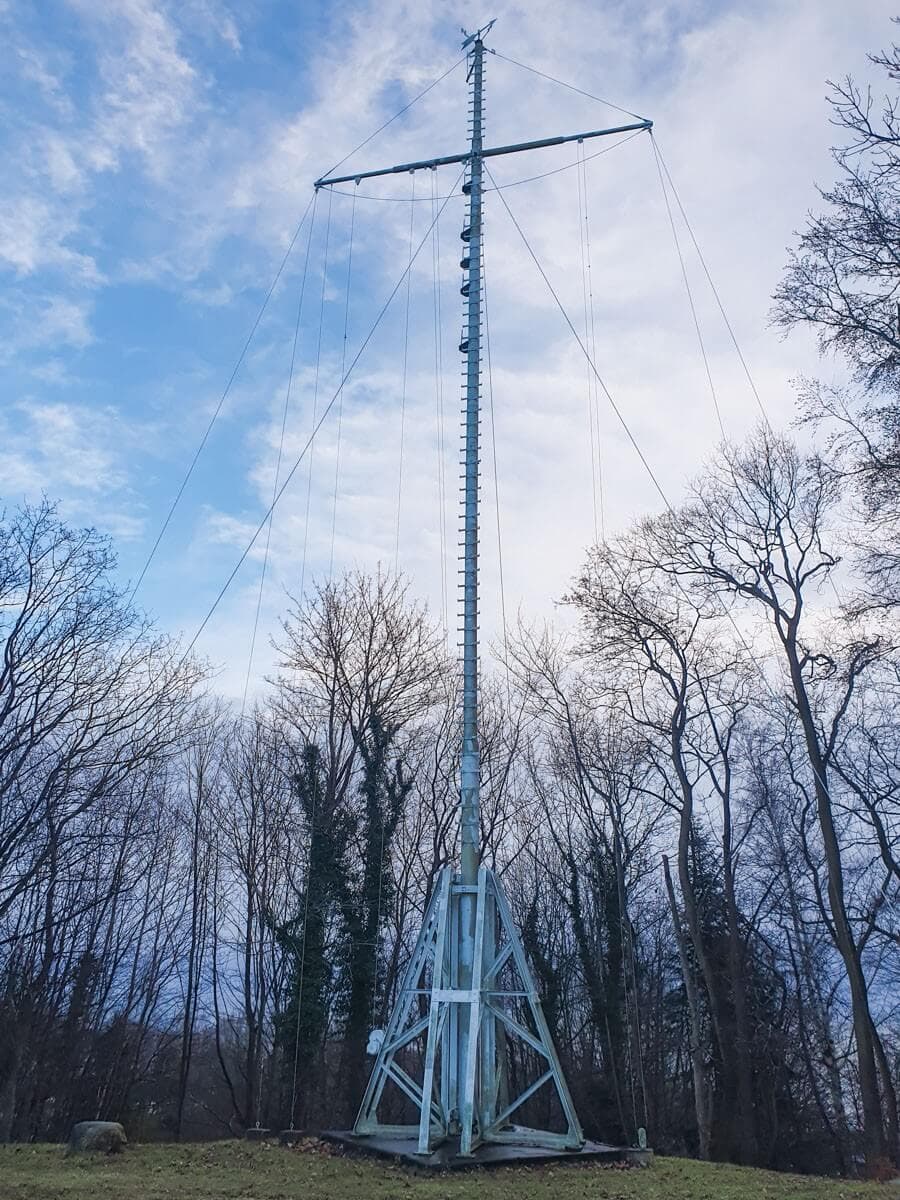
0, 195, 99, 281
218, 15, 241, 53
1, 0, 894, 696
0, 400, 117, 496
0, 0, 203, 286
180, 0, 242, 52
38, 296, 95, 349
67, 0, 199, 178
14, 44, 74, 116
29, 358, 72, 385
0, 396, 161, 544
0, 293, 95, 358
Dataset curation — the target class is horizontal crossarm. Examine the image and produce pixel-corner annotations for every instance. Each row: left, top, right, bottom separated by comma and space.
315, 120, 652, 187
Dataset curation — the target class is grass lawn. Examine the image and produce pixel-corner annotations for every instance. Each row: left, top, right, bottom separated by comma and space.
0, 1139, 892, 1200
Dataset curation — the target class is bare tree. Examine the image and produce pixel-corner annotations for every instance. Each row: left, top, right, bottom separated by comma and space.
651, 428, 896, 1168
568, 535, 759, 1163
174, 704, 225, 1139
271, 570, 447, 1126
773, 23, 900, 386
0, 502, 202, 1141
210, 712, 293, 1130
773, 26, 900, 604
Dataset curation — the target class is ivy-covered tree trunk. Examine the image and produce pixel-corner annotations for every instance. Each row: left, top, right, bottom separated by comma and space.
336, 718, 410, 1126
274, 745, 346, 1131
275, 722, 413, 1131
563, 843, 628, 1141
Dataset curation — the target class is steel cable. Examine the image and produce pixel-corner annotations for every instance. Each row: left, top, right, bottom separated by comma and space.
241, 191, 319, 715
180, 167, 466, 662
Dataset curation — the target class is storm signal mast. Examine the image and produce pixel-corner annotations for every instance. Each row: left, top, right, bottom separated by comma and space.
316, 22, 652, 1160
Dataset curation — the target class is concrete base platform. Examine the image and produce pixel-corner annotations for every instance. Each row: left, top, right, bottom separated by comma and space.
323, 1130, 652, 1171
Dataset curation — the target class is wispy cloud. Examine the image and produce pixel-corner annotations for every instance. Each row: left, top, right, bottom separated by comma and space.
68, 0, 199, 179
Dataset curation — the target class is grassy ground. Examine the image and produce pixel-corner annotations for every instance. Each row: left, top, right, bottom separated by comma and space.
0, 1139, 893, 1200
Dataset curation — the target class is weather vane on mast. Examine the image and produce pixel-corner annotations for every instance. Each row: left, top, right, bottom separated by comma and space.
317, 20, 652, 1164
461, 18, 495, 50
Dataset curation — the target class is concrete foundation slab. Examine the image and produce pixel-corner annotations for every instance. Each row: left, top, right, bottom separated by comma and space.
323, 1130, 651, 1171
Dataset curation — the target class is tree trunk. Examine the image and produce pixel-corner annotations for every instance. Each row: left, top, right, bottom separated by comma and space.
786, 636, 886, 1168
176, 796, 208, 1140
663, 855, 712, 1160
721, 790, 759, 1164
0, 1029, 22, 1143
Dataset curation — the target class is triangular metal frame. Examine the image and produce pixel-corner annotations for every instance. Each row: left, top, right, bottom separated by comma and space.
354, 866, 584, 1156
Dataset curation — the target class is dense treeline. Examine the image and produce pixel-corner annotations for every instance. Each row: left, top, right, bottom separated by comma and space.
1, 19, 899, 1182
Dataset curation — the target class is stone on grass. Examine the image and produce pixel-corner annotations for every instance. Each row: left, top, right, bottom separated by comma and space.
67, 1121, 127, 1154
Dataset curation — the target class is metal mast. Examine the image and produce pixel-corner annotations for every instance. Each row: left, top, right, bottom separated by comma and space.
459, 25, 484, 896
317, 22, 652, 1161
456, 35, 485, 1136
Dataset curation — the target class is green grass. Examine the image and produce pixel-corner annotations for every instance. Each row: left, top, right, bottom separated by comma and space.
0, 1139, 891, 1200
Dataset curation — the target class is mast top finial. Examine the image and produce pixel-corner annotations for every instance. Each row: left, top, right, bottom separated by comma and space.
460, 18, 495, 49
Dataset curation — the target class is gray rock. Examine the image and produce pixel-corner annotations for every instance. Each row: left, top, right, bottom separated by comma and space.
67, 1121, 127, 1154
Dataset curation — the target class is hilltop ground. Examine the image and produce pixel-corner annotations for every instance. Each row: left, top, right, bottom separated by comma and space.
0, 1139, 894, 1200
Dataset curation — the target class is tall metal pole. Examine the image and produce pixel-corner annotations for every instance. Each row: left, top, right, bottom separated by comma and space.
459, 36, 484, 891
339, 27, 644, 1154
454, 34, 485, 1135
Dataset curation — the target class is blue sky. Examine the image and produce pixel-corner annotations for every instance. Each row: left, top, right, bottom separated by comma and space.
1, 0, 895, 698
